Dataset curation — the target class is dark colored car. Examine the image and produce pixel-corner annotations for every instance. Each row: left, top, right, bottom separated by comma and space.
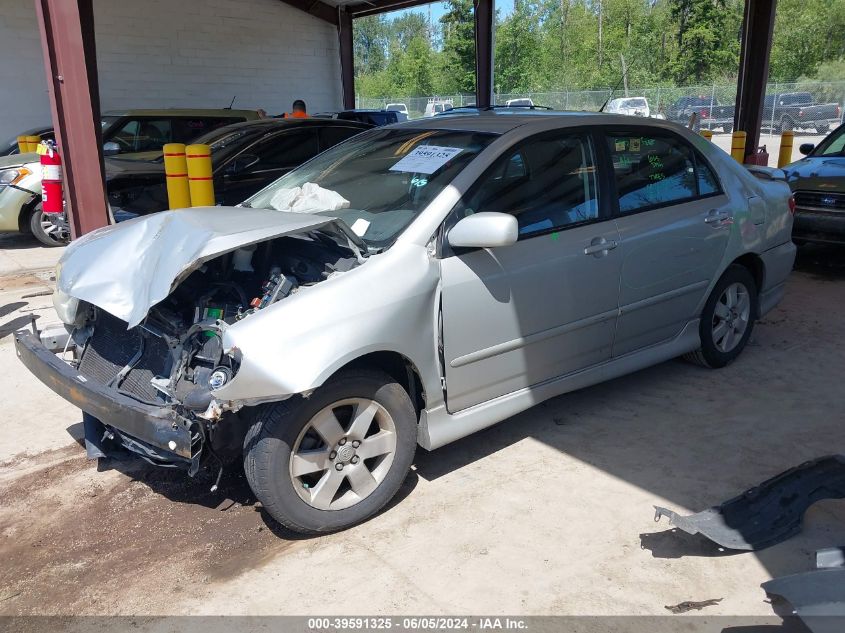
107, 118, 371, 216
763, 92, 841, 134
783, 124, 845, 245
665, 96, 734, 133
312, 109, 408, 125
1, 109, 259, 158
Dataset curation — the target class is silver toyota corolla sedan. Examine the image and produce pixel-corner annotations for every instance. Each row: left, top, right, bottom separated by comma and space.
15, 112, 796, 534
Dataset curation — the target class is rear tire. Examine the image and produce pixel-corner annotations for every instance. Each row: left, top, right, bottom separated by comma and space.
816, 124, 829, 135
28, 203, 68, 247
684, 265, 758, 369
722, 123, 733, 134
244, 369, 417, 534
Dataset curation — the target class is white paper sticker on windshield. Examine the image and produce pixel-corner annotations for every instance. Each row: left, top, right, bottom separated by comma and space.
350, 218, 370, 237
390, 145, 463, 175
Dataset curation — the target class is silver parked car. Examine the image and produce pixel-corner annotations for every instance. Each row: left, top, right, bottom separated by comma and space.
16, 113, 796, 534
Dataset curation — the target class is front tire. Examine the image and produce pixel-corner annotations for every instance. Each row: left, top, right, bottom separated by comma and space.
29, 204, 68, 247
685, 265, 758, 369
244, 370, 417, 534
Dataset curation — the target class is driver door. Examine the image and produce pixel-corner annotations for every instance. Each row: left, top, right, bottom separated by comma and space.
439, 131, 622, 412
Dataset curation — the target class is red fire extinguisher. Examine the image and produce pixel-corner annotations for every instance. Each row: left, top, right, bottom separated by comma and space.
38, 141, 63, 214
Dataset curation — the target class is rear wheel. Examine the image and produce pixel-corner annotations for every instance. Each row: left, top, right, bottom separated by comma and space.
780, 116, 794, 133
816, 124, 829, 135
684, 266, 758, 369
28, 203, 68, 247
722, 123, 733, 134
244, 370, 417, 534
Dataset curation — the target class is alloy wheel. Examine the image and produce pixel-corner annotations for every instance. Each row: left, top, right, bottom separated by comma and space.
289, 398, 397, 511
712, 282, 751, 353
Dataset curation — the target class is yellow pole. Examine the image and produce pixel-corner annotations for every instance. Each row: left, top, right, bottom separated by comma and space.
700, 129, 713, 141
730, 131, 747, 164
17, 136, 28, 153
25, 135, 40, 153
162, 143, 192, 210
185, 143, 215, 207
777, 131, 794, 168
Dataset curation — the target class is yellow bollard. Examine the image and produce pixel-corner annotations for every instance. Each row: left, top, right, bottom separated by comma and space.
162, 143, 192, 210
700, 129, 713, 141
17, 136, 29, 154
25, 135, 40, 153
730, 131, 747, 163
777, 131, 794, 168
185, 144, 215, 207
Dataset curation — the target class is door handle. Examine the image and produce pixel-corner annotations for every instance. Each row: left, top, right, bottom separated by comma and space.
584, 237, 618, 257
704, 209, 733, 226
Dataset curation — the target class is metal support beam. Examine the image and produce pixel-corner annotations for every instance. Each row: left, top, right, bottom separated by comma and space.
276, 0, 338, 25
338, 8, 355, 110
347, 0, 438, 19
35, 0, 108, 238
474, 0, 494, 108
734, 0, 777, 161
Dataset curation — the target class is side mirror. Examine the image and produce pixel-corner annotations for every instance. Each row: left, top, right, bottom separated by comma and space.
799, 143, 815, 156
103, 141, 121, 156
448, 212, 518, 249
226, 153, 259, 175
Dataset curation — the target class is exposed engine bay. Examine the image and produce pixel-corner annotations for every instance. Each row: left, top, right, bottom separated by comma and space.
69, 230, 361, 469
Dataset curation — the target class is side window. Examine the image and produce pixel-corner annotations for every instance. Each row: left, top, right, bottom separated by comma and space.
250, 129, 320, 170
173, 118, 239, 144
605, 131, 716, 214
458, 132, 599, 237
108, 118, 172, 153
319, 126, 363, 151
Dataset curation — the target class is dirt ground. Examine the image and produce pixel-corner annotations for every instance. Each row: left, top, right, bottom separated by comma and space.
1, 240, 844, 618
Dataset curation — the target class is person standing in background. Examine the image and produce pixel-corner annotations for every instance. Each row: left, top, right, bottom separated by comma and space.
283, 100, 308, 119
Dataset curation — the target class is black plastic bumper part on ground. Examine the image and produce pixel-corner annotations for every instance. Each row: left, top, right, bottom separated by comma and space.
13, 329, 193, 461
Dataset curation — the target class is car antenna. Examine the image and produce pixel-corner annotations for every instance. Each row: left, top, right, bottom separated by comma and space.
225, 95, 236, 110
599, 63, 632, 112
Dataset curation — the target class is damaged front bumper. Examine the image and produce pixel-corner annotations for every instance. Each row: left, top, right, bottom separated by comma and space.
14, 329, 197, 469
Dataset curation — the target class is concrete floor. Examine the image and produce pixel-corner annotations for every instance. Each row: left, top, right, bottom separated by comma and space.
1, 235, 844, 618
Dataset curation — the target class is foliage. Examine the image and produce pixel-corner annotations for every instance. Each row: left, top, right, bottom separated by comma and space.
353, 0, 845, 99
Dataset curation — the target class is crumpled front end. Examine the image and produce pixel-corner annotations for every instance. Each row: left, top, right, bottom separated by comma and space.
23, 207, 367, 472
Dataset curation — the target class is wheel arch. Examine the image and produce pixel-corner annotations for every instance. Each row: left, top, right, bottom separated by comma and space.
729, 252, 765, 295
327, 351, 427, 419
17, 195, 41, 233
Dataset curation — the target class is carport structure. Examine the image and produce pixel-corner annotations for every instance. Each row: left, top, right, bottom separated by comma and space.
35, 0, 775, 238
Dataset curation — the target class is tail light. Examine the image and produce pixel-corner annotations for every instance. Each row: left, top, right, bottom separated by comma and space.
798, 109, 804, 117
837, 105, 841, 119
701, 108, 709, 119
788, 195, 796, 214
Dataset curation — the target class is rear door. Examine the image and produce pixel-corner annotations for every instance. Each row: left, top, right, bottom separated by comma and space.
601, 127, 732, 356
439, 129, 622, 411
218, 127, 320, 204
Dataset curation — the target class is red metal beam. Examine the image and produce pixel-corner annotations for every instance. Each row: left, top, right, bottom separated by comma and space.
734, 0, 777, 161
474, 0, 494, 108
276, 0, 339, 25
35, 0, 108, 238
338, 8, 355, 109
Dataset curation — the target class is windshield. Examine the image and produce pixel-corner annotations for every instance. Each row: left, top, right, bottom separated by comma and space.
101, 116, 120, 130
246, 128, 497, 249
151, 125, 267, 165
624, 98, 647, 108
813, 125, 845, 157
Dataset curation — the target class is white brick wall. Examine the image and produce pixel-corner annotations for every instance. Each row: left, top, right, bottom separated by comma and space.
0, 0, 343, 142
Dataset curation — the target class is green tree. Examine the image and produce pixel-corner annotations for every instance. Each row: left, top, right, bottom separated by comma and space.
495, 0, 542, 93
668, 0, 743, 84
437, 0, 476, 94
354, 15, 389, 77
769, 0, 845, 81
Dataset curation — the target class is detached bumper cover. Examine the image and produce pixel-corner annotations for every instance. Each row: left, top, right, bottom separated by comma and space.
14, 329, 193, 460
654, 455, 845, 551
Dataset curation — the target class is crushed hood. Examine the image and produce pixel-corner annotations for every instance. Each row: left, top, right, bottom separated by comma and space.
57, 207, 338, 327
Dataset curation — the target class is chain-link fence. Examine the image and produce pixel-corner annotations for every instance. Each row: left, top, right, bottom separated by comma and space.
357, 81, 845, 126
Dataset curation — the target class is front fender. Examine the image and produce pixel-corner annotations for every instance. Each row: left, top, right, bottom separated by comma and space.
211, 242, 442, 406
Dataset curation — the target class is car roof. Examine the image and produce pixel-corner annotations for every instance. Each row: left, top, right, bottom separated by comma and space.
102, 109, 260, 118
403, 110, 644, 133
211, 118, 372, 133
